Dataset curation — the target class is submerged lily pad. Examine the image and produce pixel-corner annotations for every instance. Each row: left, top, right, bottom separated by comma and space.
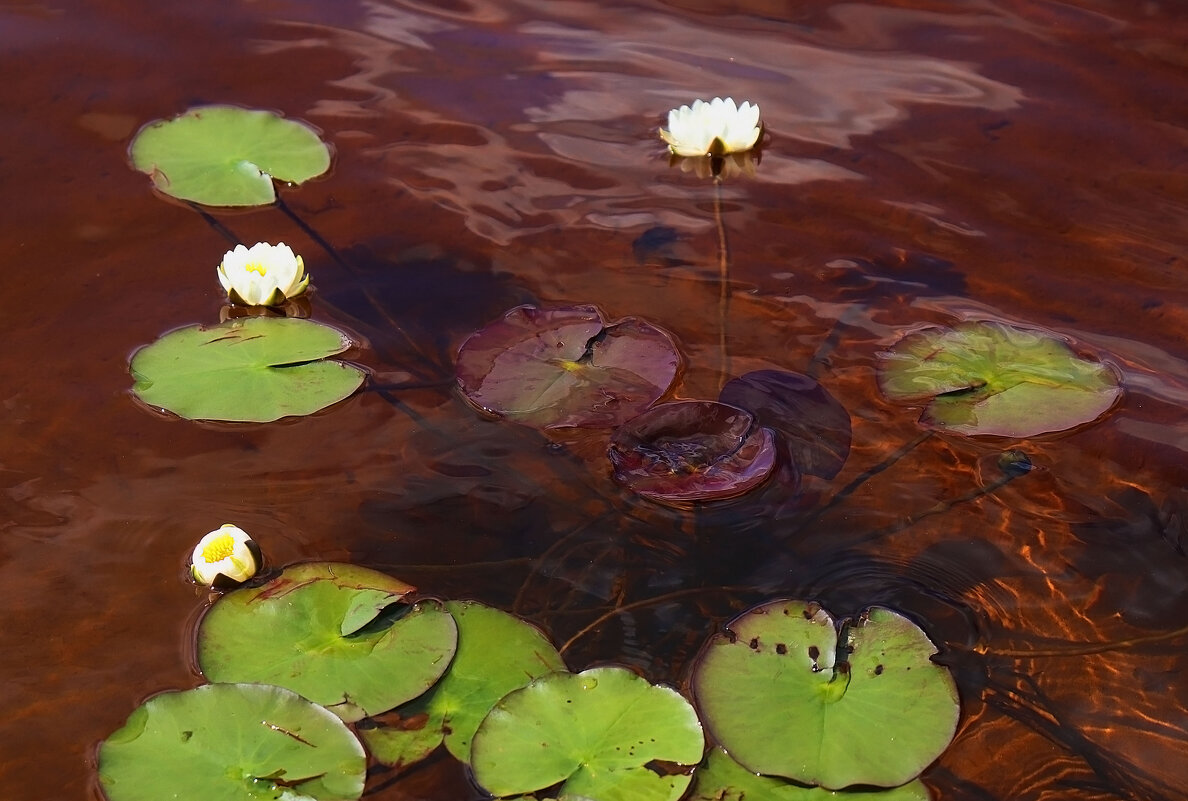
720, 370, 852, 480
361, 600, 566, 769
607, 400, 778, 504
692, 600, 959, 790
197, 562, 458, 722
456, 305, 681, 429
129, 105, 331, 207
878, 320, 1121, 438
689, 747, 933, 801
130, 317, 366, 422
470, 666, 704, 801
98, 683, 366, 801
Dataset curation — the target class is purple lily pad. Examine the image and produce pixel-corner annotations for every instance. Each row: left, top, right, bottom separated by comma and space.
719, 370, 852, 480
456, 305, 682, 430
608, 401, 778, 504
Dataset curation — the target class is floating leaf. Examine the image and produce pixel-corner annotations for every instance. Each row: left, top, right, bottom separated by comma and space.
470, 666, 704, 801
878, 320, 1121, 437
129, 105, 331, 207
688, 747, 933, 801
692, 600, 959, 790
456, 305, 681, 429
361, 600, 565, 769
197, 562, 458, 722
130, 317, 366, 423
98, 683, 366, 801
607, 400, 778, 504
720, 370, 852, 479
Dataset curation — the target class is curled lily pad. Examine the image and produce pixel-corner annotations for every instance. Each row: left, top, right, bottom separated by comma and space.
607, 401, 778, 504
878, 320, 1121, 438
361, 600, 566, 769
470, 666, 704, 801
456, 305, 682, 429
689, 747, 933, 801
98, 683, 366, 801
130, 317, 366, 423
692, 600, 959, 790
129, 105, 331, 207
719, 370, 852, 480
197, 562, 458, 722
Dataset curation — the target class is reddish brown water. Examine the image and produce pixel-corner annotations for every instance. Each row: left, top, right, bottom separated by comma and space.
3, 1, 1188, 799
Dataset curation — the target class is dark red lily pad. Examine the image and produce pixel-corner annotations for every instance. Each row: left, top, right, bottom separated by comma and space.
456, 305, 682, 430
608, 401, 778, 504
719, 370, 851, 480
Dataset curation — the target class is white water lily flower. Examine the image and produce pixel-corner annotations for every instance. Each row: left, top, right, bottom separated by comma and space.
191, 524, 258, 585
217, 242, 310, 306
659, 97, 762, 157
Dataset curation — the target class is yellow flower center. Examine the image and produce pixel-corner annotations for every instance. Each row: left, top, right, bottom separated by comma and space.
201, 533, 235, 563
244, 261, 268, 276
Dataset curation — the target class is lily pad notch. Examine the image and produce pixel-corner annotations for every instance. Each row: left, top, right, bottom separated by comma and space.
129, 105, 332, 207
97, 682, 367, 801
878, 319, 1121, 438
129, 317, 366, 423
455, 304, 682, 430
692, 599, 960, 790
196, 562, 458, 722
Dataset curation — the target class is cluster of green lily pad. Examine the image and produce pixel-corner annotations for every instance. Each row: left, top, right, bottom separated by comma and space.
98, 562, 958, 801
127, 106, 364, 423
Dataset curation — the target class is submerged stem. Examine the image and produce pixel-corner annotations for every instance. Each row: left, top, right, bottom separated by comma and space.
961, 620, 1188, 659
558, 584, 756, 655
273, 196, 444, 380
790, 430, 936, 536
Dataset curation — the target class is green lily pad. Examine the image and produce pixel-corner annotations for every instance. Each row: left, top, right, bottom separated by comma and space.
470, 666, 704, 801
877, 320, 1121, 437
689, 747, 933, 801
129, 105, 331, 207
98, 682, 366, 801
692, 600, 959, 790
456, 305, 682, 430
197, 562, 458, 722
361, 600, 566, 769
130, 317, 366, 423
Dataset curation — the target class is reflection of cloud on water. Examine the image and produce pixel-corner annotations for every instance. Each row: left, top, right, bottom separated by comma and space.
271, 0, 1022, 244
520, 11, 1021, 149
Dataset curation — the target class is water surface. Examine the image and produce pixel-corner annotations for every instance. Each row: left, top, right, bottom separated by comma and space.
2, 1, 1188, 799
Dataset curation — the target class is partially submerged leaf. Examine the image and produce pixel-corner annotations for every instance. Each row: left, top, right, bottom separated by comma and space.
470, 666, 704, 801
361, 600, 565, 769
689, 747, 934, 801
197, 562, 458, 721
607, 401, 778, 504
878, 320, 1121, 437
130, 317, 366, 423
719, 370, 852, 479
692, 600, 959, 790
129, 105, 331, 207
98, 683, 366, 801
456, 305, 681, 429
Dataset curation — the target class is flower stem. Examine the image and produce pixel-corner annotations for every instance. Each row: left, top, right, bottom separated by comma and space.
713, 176, 731, 389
